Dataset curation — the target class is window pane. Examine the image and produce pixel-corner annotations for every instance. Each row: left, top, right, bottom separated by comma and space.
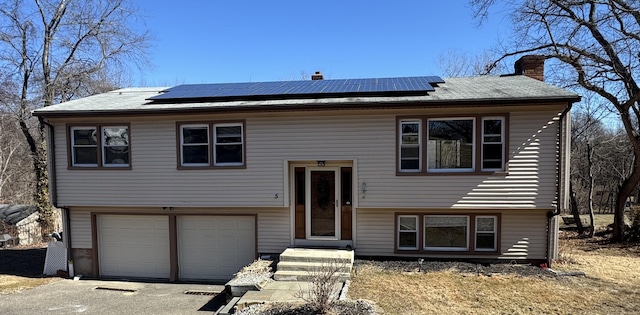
399, 217, 417, 230
401, 160, 420, 170
483, 119, 502, 136
476, 217, 495, 232
401, 147, 420, 158
428, 120, 473, 170
216, 126, 242, 143
402, 135, 419, 144
73, 147, 97, 164
103, 127, 128, 146
424, 216, 467, 249
483, 144, 502, 160
215, 144, 242, 164
104, 146, 129, 165
183, 127, 208, 144
476, 234, 496, 249
399, 232, 417, 248
402, 123, 419, 134
73, 129, 97, 145
183, 145, 209, 164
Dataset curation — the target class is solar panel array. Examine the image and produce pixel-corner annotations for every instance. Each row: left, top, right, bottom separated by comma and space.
147, 76, 445, 102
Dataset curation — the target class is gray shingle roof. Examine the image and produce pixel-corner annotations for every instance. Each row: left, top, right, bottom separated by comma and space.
0, 204, 37, 225
33, 75, 580, 117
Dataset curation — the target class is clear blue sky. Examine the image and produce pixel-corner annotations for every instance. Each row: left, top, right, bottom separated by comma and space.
134, 1, 511, 85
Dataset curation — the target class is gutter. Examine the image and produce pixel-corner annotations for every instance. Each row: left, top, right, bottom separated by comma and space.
547, 101, 574, 267
38, 117, 72, 264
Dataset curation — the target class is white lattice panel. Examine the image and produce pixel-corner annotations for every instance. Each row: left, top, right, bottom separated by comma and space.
43, 241, 67, 276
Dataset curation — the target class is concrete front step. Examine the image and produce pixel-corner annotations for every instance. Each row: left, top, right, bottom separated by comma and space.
275, 248, 354, 282
278, 248, 355, 264
273, 270, 351, 282
276, 261, 352, 273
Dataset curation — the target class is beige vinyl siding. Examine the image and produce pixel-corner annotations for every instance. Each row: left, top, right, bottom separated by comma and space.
70, 209, 92, 248
53, 105, 563, 210
68, 206, 289, 254
356, 208, 548, 260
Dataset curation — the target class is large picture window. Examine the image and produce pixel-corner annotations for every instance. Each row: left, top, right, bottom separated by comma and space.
428, 118, 474, 172
395, 213, 500, 253
178, 121, 245, 168
424, 215, 469, 251
397, 115, 507, 174
69, 125, 130, 168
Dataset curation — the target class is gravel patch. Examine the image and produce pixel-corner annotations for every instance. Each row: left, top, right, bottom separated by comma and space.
230, 259, 275, 286
236, 300, 377, 315
354, 258, 556, 277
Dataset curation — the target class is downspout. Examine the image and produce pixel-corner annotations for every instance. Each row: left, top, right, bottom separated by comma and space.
39, 117, 72, 263
547, 102, 573, 267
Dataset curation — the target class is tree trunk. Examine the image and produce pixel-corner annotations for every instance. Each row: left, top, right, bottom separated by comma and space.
587, 142, 595, 237
612, 159, 640, 242
569, 181, 585, 234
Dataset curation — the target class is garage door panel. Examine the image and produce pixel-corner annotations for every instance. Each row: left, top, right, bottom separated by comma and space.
178, 216, 255, 281
98, 215, 170, 279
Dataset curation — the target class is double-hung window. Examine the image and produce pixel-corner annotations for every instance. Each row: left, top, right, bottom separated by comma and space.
398, 115, 506, 173
181, 124, 210, 166
399, 120, 421, 171
178, 121, 245, 168
69, 125, 130, 168
475, 216, 498, 251
481, 118, 505, 171
397, 215, 419, 250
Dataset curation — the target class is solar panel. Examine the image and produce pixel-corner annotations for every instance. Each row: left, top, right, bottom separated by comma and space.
147, 76, 444, 102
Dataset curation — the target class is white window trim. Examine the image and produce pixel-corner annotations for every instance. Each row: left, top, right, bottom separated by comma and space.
180, 124, 210, 167
481, 117, 505, 172
397, 215, 419, 250
399, 120, 422, 172
426, 117, 475, 173
70, 126, 98, 167
101, 126, 129, 168
213, 122, 244, 166
474, 215, 498, 251
424, 215, 469, 251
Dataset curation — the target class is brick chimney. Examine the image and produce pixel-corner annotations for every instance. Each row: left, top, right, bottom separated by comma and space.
311, 71, 324, 80
514, 55, 545, 81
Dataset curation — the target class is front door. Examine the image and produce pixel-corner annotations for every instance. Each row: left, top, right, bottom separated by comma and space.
307, 168, 339, 239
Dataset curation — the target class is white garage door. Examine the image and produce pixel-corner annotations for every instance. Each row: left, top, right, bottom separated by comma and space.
178, 216, 255, 281
98, 215, 170, 279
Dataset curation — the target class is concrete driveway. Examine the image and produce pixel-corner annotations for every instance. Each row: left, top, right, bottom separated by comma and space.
0, 279, 226, 315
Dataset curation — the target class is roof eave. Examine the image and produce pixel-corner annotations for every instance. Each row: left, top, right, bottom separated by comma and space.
33, 95, 581, 118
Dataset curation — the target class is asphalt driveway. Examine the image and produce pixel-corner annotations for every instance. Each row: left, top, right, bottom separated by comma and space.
0, 279, 226, 315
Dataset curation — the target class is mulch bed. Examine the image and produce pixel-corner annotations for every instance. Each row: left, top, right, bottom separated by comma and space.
0, 247, 47, 277
354, 258, 555, 277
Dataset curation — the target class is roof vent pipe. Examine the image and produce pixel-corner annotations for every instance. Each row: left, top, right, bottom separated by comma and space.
311, 71, 324, 80
514, 55, 545, 81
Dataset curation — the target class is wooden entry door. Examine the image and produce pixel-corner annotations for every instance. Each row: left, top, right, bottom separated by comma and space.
308, 169, 339, 238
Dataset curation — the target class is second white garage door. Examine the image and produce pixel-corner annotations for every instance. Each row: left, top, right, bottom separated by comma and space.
178, 216, 255, 281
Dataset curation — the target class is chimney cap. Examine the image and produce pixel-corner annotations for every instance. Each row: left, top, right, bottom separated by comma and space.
311, 71, 324, 80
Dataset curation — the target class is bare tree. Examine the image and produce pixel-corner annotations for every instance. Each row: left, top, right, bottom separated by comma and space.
0, 0, 150, 237
470, 0, 640, 242
437, 49, 508, 77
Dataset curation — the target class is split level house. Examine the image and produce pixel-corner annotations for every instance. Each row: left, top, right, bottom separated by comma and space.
33, 56, 580, 282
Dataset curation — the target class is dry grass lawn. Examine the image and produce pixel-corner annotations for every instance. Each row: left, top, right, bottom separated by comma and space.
348, 214, 640, 315
0, 275, 57, 294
